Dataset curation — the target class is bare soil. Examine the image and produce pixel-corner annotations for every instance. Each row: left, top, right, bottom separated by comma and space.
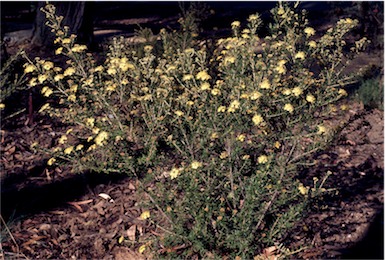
1, 2, 383, 259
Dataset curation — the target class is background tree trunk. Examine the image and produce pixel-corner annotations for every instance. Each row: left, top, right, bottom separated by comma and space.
31, 2, 94, 48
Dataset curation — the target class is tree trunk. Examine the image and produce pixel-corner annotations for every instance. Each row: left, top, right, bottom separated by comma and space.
31, 2, 94, 48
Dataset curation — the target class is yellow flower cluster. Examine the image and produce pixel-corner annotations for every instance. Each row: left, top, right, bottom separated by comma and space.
107, 57, 134, 75
191, 161, 202, 169
196, 71, 211, 81
71, 44, 87, 53
283, 103, 294, 113
94, 131, 108, 146
252, 114, 264, 126
41, 86, 53, 97
170, 167, 183, 179
260, 79, 270, 89
227, 100, 240, 113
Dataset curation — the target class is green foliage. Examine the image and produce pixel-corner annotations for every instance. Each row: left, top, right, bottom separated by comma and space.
355, 75, 384, 110
0, 48, 29, 109
19, 2, 369, 258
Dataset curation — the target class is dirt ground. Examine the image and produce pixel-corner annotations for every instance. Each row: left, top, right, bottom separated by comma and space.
1, 2, 384, 259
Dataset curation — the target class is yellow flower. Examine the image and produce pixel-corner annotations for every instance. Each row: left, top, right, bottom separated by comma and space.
144, 45, 153, 52
345, 18, 353, 24
282, 88, 291, 95
304, 27, 316, 37
64, 146, 74, 155
54, 74, 64, 82
76, 144, 84, 151
38, 103, 50, 113
107, 67, 117, 75
274, 141, 281, 149
231, 21, 241, 28
275, 64, 286, 74
38, 74, 48, 84
196, 71, 211, 81
94, 131, 108, 146
227, 100, 240, 113
138, 245, 146, 254
55, 47, 63, 55
211, 88, 221, 96
277, 7, 285, 15
210, 132, 219, 140
338, 89, 348, 96
183, 74, 193, 81
219, 151, 228, 159
29, 78, 37, 87
24, 64, 36, 73
295, 51, 306, 60
47, 157, 56, 166
242, 155, 250, 160
217, 106, 226, 113
70, 84, 78, 92
308, 41, 317, 48
224, 56, 236, 64
306, 94, 316, 103
58, 135, 68, 144
298, 183, 308, 195
283, 103, 294, 113
87, 144, 97, 151
191, 161, 202, 169
41, 86, 53, 97
86, 118, 95, 127
257, 155, 268, 164
94, 65, 103, 72
292, 87, 303, 97
252, 114, 264, 126
166, 65, 176, 72
67, 94, 76, 102
62, 38, 71, 44
140, 210, 150, 220
174, 110, 184, 117
200, 82, 211, 90
64, 67, 76, 77
240, 93, 249, 99
0, 103, 5, 110
170, 167, 183, 179
250, 91, 262, 100
278, 59, 286, 66
71, 44, 87, 52
119, 62, 134, 72
248, 14, 259, 21
260, 79, 270, 89
237, 134, 246, 142
317, 125, 326, 135
106, 83, 117, 92
43, 61, 54, 70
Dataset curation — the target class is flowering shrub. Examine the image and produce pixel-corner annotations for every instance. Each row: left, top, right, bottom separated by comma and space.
22, 2, 369, 258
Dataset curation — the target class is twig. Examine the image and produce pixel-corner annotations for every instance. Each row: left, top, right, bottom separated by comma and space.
2, 108, 26, 121
0, 214, 19, 257
144, 191, 174, 226
255, 165, 286, 231
255, 190, 279, 231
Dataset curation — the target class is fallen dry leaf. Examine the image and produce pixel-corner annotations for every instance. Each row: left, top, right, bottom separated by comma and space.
99, 193, 115, 203
126, 225, 136, 241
